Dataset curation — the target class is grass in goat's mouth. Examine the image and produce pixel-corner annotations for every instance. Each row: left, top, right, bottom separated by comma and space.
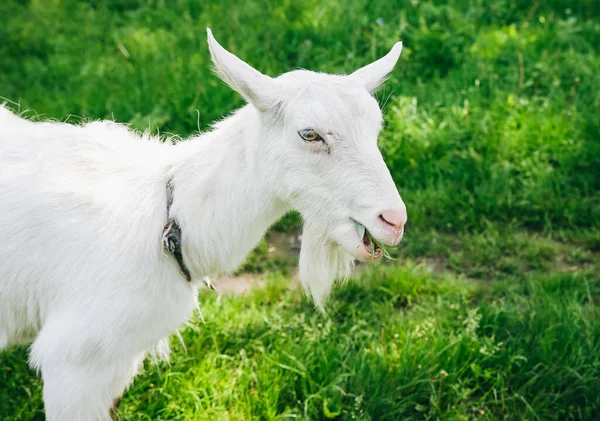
355, 222, 395, 260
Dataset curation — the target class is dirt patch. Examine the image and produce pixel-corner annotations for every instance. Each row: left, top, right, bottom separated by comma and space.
210, 273, 265, 295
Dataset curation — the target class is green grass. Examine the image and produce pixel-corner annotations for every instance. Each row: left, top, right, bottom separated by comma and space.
3, 252, 598, 420
1, 0, 599, 419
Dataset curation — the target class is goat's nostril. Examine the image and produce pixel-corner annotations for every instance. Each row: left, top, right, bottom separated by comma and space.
379, 210, 405, 230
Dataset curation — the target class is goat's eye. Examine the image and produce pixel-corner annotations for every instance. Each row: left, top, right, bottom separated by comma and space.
298, 129, 324, 142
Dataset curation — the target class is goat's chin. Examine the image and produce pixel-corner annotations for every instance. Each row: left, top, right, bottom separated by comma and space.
299, 222, 355, 310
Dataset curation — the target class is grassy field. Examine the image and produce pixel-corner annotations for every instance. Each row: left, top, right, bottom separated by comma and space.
1, 0, 599, 419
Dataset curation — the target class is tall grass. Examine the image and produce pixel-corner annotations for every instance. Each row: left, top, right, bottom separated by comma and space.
3, 262, 598, 420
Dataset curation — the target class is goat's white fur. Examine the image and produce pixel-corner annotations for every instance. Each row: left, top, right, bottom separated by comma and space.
0, 29, 406, 420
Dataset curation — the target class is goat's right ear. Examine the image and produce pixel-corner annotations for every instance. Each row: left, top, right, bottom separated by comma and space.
207, 28, 278, 112
350, 42, 403, 93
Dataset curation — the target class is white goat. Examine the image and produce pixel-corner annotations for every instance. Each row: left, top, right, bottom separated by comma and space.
0, 29, 407, 420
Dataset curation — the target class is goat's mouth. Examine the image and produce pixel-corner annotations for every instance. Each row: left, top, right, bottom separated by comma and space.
354, 221, 383, 260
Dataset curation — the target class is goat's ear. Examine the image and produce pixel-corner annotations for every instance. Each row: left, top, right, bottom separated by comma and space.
350, 42, 403, 93
207, 28, 278, 111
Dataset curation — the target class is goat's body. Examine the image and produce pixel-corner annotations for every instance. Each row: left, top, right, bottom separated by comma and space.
0, 107, 277, 420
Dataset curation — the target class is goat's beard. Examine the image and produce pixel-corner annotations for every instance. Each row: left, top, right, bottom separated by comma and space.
299, 220, 355, 310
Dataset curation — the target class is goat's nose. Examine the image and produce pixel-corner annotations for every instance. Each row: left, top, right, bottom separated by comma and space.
379, 208, 407, 232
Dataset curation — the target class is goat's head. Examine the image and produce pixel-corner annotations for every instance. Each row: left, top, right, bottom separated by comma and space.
207, 29, 407, 308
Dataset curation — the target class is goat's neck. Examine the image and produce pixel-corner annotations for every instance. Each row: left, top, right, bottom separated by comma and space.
168, 106, 289, 276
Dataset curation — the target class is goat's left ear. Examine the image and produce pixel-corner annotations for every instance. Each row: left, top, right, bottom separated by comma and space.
207, 28, 278, 112
350, 42, 403, 93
